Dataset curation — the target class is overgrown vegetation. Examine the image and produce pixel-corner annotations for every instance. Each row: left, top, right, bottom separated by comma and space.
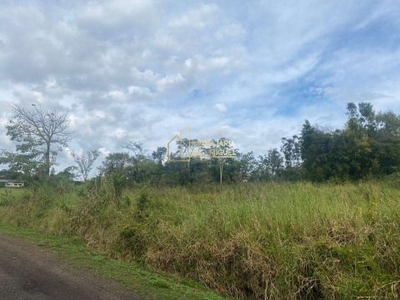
0, 222, 228, 300
2, 178, 400, 299
2, 102, 400, 299
2, 102, 400, 186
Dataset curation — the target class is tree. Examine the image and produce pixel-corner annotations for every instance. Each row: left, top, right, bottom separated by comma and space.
206, 138, 237, 185
124, 141, 147, 161
299, 103, 400, 181
123, 142, 159, 183
56, 166, 78, 181
235, 151, 258, 182
281, 135, 302, 168
5, 102, 71, 177
99, 152, 131, 175
257, 148, 284, 181
152, 147, 167, 165
344, 102, 379, 179
300, 121, 341, 181
0, 168, 23, 181
0, 148, 41, 179
72, 150, 100, 182
374, 111, 400, 174
98, 152, 131, 199
280, 135, 303, 180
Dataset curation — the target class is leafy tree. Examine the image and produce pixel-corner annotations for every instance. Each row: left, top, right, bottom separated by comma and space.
152, 147, 167, 165
99, 152, 131, 175
300, 103, 400, 181
0, 168, 23, 181
98, 152, 131, 199
99, 145, 161, 187
374, 111, 400, 174
206, 138, 237, 184
235, 151, 258, 182
162, 160, 191, 185
189, 158, 213, 183
168, 138, 192, 162
257, 148, 284, 181
281, 135, 302, 168
124, 142, 147, 161
280, 135, 303, 180
347, 102, 377, 135
56, 166, 78, 181
300, 121, 343, 181
4, 103, 71, 177
0, 149, 40, 180
344, 102, 379, 179
123, 142, 157, 183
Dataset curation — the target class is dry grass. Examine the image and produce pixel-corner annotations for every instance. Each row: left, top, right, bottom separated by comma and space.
2, 179, 400, 299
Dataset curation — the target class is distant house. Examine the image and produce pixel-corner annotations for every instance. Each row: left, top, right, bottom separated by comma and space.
5, 182, 24, 188
0, 179, 24, 188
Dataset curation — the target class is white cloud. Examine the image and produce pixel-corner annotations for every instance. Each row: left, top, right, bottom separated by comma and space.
0, 0, 399, 172
199, 56, 230, 71
156, 73, 185, 92
354, 1, 400, 30
316, 47, 400, 111
113, 128, 127, 139
214, 22, 246, 41
128, 85, 153, 98
215, 103, 227, 112
98, 147, 110, 157
79, 0, 154, 27
169, 4, 219, 29
107, 90, 126, 102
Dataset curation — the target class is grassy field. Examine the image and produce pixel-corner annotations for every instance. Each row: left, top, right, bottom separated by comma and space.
1, 178, 400, 299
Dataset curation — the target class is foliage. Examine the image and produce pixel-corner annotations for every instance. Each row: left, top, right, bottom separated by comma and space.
256, 148, 284, 181
3, 103, 71, 178
2, 180, 400, 299
3, 101, 400, 185
0, 224, 228, 300
152, 146, 167, 165
90, 102, 400, 185
299, 102, 400, 181
3, 100, 400, 299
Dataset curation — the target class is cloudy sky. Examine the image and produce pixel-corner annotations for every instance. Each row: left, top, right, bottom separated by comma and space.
1, 0, 400, 172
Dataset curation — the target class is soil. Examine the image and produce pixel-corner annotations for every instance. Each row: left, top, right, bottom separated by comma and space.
0, 232, 144, 300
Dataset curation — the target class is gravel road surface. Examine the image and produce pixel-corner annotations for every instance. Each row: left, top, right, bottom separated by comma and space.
0, 233, 143, 300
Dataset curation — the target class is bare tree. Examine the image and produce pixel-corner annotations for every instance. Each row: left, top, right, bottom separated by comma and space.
5, 102, 71, 177
72, 150, 100, 181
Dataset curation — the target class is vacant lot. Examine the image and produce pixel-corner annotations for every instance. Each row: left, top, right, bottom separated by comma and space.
1, 180, 400, 299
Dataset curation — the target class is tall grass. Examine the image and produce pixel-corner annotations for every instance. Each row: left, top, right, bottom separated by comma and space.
1, 179, 400, 299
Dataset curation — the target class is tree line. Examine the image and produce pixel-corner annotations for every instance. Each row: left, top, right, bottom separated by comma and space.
1, 101, 400, 186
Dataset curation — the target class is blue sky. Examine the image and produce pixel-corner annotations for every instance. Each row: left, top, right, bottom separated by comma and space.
1, 0, 400, 173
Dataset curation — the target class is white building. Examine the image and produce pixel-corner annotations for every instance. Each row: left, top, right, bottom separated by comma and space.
0, 179, 24, 188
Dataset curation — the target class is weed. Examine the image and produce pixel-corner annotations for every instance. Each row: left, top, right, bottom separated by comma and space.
2, 180, 400, 299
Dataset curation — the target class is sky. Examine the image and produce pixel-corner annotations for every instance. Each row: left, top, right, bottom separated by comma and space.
1, 0, 400, 174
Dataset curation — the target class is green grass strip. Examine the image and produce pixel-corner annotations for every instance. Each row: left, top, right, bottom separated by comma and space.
0, 222, 230, 300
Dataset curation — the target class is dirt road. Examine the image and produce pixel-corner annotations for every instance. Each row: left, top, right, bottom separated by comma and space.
0, 233, 143, 300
